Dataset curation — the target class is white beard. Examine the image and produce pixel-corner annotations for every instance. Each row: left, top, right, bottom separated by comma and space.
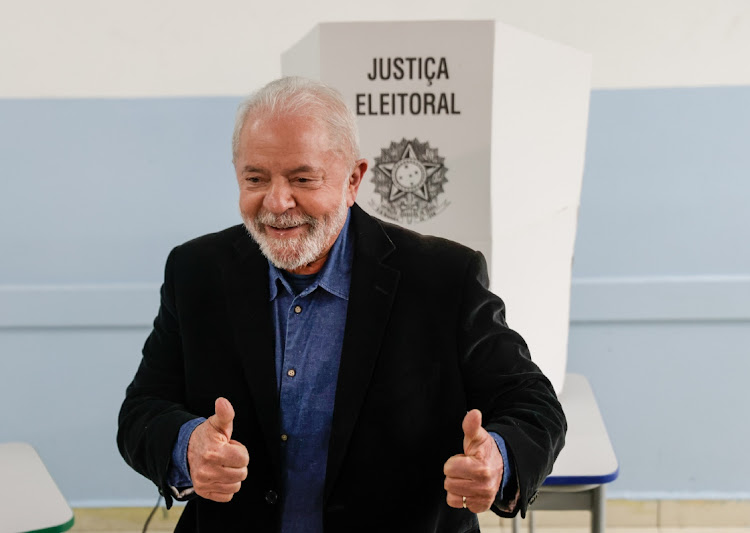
243, 196, 349, 272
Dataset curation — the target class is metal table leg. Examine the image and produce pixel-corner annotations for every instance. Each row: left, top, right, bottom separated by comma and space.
592, 484, 606, 533
510, 510, 535, 533
510, 484, 607, 533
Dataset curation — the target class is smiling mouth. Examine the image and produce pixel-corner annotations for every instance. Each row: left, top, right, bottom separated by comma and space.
265, 223, 306, 236
268, 223, 303, 230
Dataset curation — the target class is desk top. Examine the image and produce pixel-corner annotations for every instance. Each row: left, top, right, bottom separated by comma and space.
0, 442, 74, 533
543, 373, 619, 486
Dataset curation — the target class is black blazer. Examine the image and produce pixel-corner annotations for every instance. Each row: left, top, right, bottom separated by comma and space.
117, 204, 566, 532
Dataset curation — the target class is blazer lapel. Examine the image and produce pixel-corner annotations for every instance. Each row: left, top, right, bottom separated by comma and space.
324, 205, 400, 500
225, 230, 281, 471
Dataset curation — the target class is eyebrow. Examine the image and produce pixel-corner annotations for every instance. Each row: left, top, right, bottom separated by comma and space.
241, 165, 267, 174
288, 165, 324, 175
241, 165, 324, 175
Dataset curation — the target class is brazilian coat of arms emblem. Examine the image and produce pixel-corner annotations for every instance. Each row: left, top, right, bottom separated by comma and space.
369, 138, 449, 224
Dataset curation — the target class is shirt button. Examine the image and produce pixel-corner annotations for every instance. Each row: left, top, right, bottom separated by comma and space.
265, 489, 278, 504
280, 434, 288, 442
287, 368, 296, 378
294, 305, 302, 314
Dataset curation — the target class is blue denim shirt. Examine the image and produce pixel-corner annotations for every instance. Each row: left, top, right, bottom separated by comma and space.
267, 212, 353, 532
168, 211, 512, 526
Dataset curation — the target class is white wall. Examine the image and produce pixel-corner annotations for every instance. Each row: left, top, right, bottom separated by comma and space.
1, 0, 750, 98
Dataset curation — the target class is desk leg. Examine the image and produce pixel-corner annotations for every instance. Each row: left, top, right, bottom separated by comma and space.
592, 484, 606, 533
511, 511, 534, 533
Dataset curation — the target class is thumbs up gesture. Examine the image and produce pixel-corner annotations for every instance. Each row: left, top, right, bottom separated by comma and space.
443, 409, 504, 513
187, 397, 249, 502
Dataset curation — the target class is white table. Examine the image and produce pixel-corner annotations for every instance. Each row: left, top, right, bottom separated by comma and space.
0, 442, 74, 533
512, 373, 619, 533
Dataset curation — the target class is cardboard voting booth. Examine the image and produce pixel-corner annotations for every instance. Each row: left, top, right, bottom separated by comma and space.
282, 21, 591, 393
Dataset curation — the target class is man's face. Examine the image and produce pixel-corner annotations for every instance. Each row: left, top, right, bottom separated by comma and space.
234, 113, 367, 274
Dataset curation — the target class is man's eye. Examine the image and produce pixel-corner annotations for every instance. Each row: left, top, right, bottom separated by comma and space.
246, 176, 261, 183
295, 176, 320, 185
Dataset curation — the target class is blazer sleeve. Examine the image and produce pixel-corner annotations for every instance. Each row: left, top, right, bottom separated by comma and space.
117, 245, 201, 508
456, 250, 566, 518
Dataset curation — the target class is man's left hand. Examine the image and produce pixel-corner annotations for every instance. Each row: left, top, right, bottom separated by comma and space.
443, 409, 503, 513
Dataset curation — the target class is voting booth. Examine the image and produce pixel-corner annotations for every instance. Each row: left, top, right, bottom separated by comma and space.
282, 21, 592, 394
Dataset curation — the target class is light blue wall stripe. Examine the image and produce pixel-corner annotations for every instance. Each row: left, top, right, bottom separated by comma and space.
0, 285, 158, 328
570, 275, 750, 322
2, 276, 748, 329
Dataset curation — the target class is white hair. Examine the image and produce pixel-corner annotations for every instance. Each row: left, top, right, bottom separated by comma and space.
232, 76, 360, 164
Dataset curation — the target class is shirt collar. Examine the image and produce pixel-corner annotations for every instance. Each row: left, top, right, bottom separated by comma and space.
267, 209, 354, 301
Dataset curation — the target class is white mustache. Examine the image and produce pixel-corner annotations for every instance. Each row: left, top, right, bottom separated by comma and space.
255, 211, 318, 230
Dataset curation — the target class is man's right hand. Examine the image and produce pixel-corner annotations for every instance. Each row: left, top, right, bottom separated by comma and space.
187, 397, 249, 502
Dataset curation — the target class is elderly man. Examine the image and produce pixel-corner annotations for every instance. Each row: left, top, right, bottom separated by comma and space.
117, 76, 565, 532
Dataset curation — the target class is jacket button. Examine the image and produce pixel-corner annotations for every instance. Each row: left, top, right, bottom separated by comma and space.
265, 490, 278, 504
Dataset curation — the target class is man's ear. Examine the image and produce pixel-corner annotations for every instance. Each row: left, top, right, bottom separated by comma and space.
346, 158, 368, 206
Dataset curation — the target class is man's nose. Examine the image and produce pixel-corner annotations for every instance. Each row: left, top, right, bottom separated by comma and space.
263, 178, 296, 214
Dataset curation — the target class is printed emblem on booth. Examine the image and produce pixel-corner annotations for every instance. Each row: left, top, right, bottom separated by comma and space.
370, 138, 449, 224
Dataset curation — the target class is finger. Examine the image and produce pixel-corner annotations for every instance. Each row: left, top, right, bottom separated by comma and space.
202, 480, 242, 494
218, 442, 249, 468
445, 477, 497, 500
462, 409, 485, 454
194, 463, 248, 482
443, 455, 475, 478
445, 455, 500, 501
201, 491, 235, 503
444, 477, 477, 495
210, 397, 235, 440
216, 465, 248, 483
466, 497, 491, 513
448, 491, 492, 514
445, 491, 465, 509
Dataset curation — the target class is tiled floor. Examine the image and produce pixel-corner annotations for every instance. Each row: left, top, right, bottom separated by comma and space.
68, 503, 750, 532
481, 525, 750, 532
71, 527, 750, 533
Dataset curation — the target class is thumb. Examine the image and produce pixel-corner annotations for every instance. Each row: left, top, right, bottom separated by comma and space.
462, 409, 487, 455
210, 397, 235, 441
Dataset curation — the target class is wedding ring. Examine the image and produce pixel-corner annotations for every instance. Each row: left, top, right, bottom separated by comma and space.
462, 496, 467, 509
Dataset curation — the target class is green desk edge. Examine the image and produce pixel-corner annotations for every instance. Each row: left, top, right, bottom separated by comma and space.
25, 515, 75, 533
